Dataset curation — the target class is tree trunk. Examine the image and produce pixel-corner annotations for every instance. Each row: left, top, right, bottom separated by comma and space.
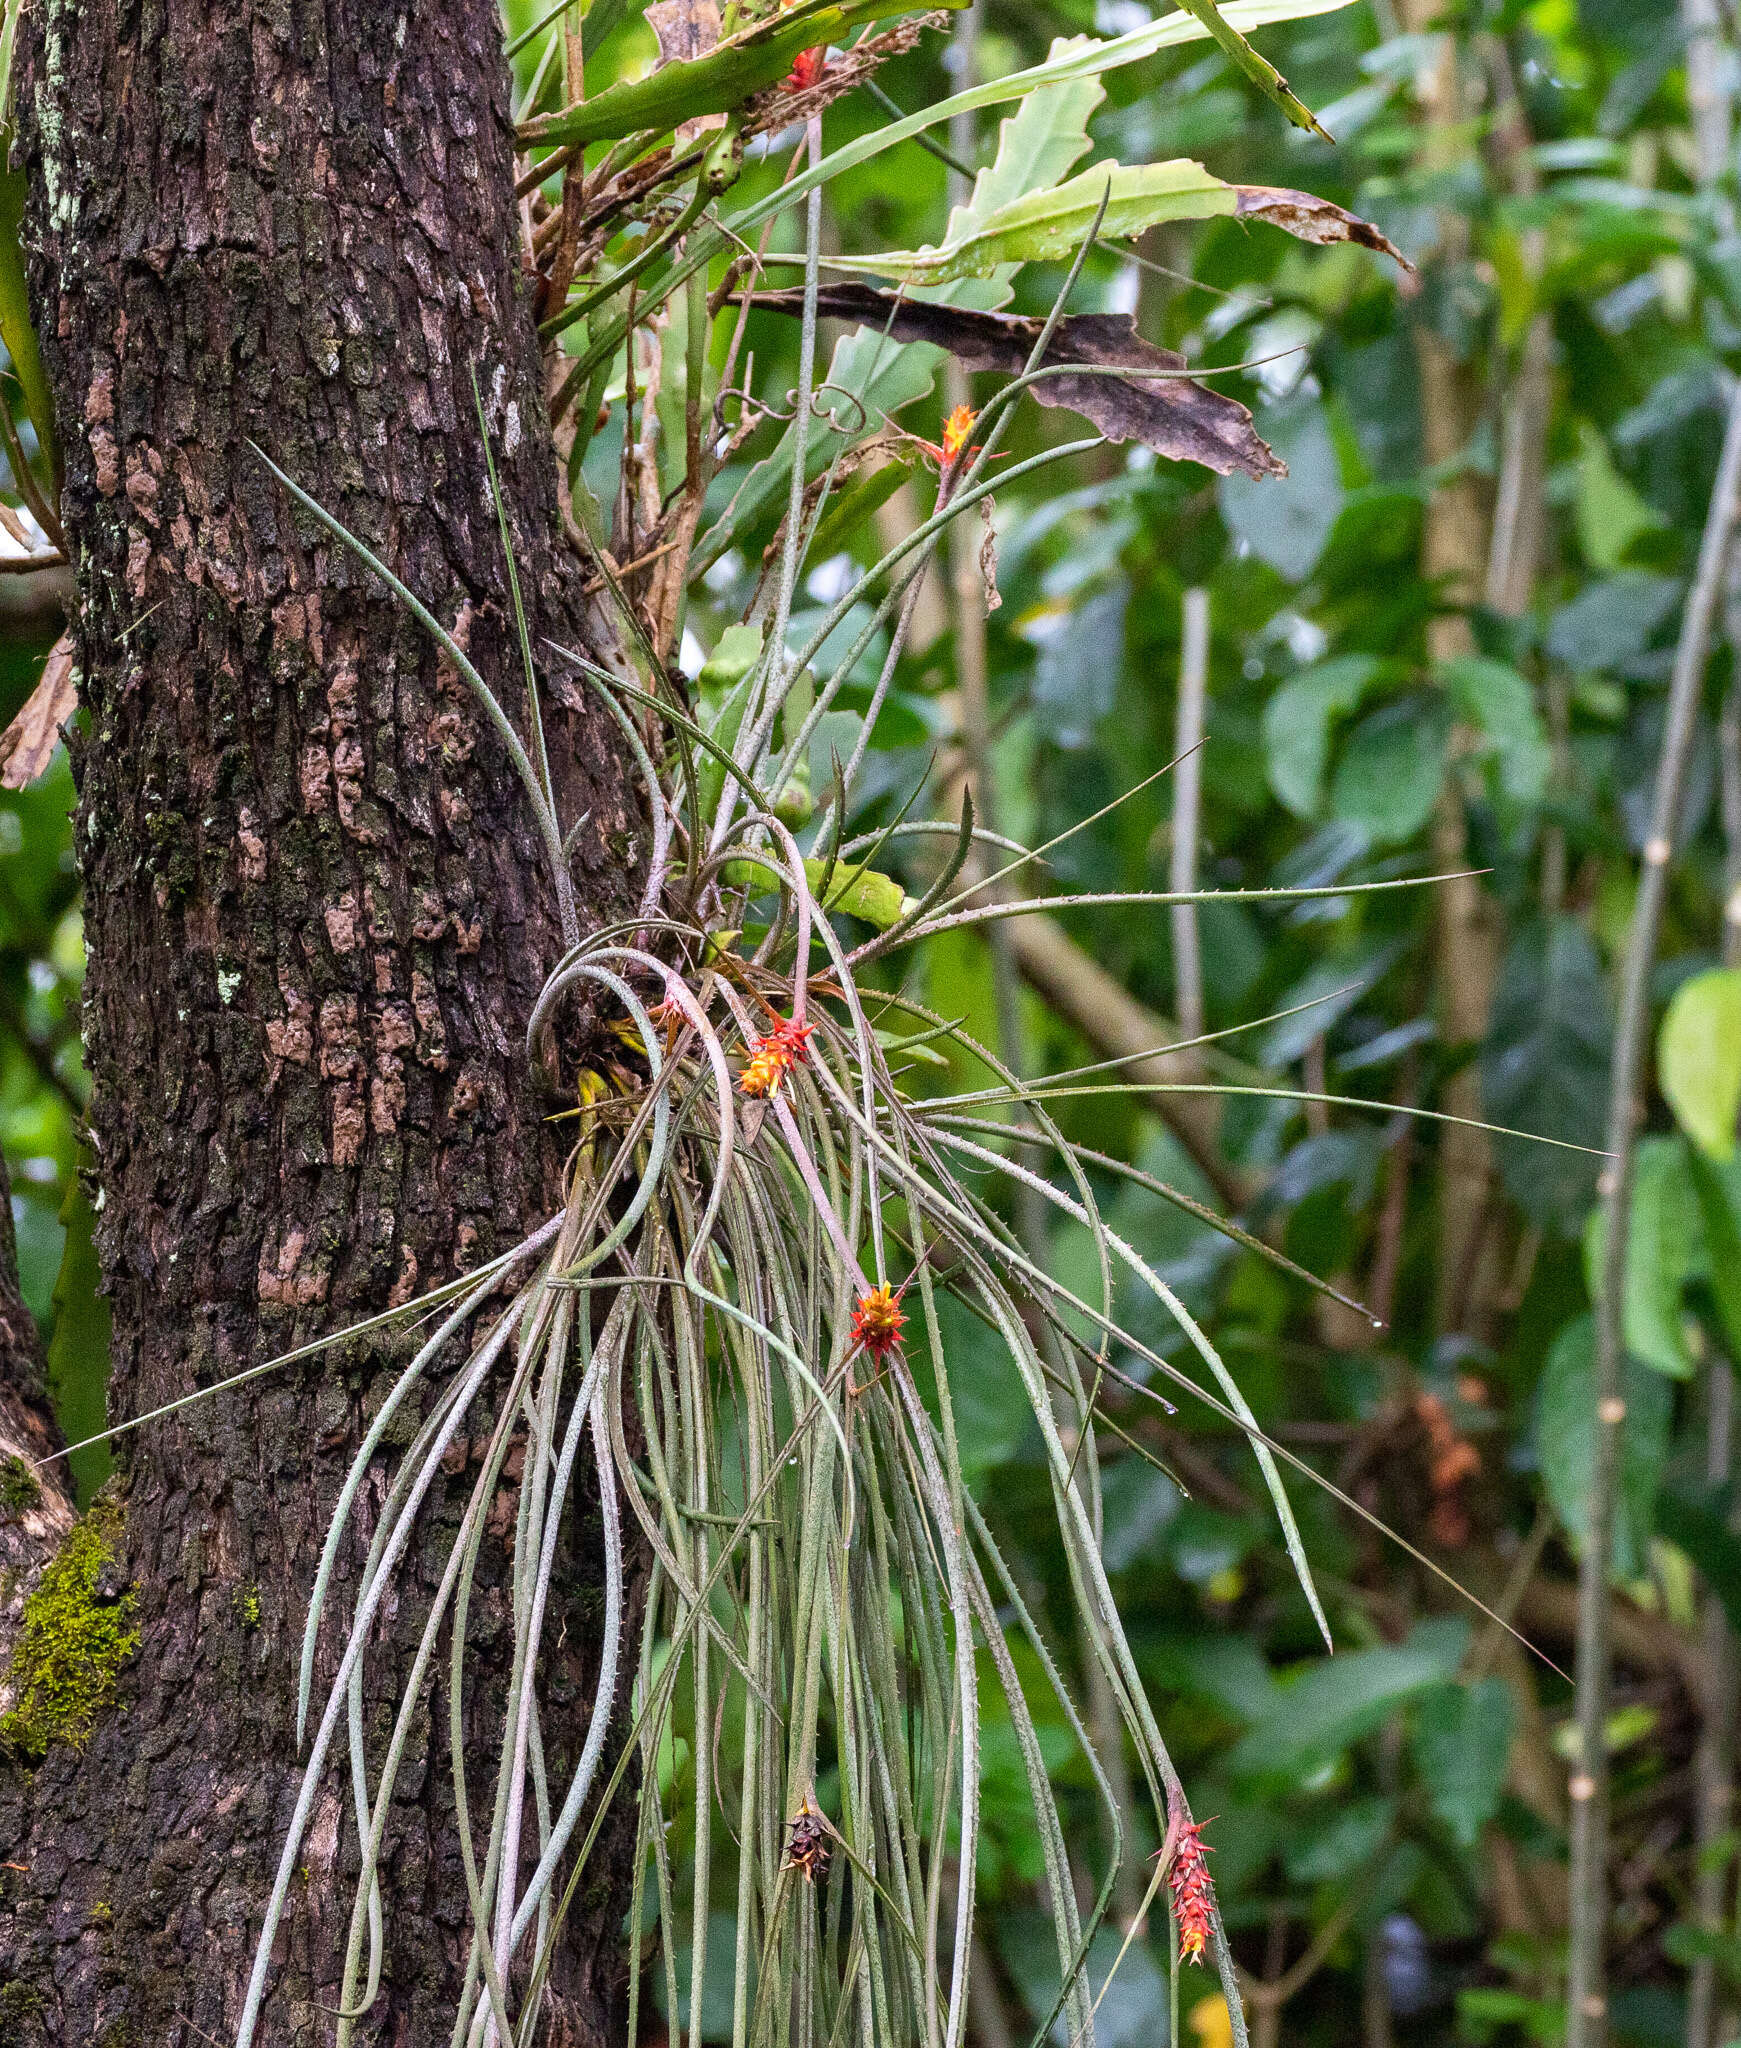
0, 1149, 77, 1687
0, 4, 643, 2042
1398, 1, 1507, 1344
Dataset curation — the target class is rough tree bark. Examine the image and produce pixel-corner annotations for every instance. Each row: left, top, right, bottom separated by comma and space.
0, 3, 645, 2042
0, 1150, 76, 1685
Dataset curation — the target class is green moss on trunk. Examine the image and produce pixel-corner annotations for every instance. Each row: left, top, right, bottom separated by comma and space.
1, 1493, 136, 1758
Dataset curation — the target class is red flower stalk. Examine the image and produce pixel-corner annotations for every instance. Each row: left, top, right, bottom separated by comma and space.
740, 1014, 813, 1098
850, 1283, 908, 1363
1167, 1818, 1216, 1966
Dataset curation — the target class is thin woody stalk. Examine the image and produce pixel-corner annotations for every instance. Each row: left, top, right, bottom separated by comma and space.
1568, 383, 1741, 2048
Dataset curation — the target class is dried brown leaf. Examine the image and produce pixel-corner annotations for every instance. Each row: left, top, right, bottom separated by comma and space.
748, 286, 1286, 479
1234, 186, 1418, 290
0, 633, 75, 790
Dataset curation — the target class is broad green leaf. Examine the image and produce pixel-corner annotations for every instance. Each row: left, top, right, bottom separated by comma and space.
1575, 422, 1666, 573
522, 0, 969, 146
909, 1292, 1035, 1486
1659, 967, 1741, 1159
1441, 656, 1552, 806
1411, 1680, 1516, 1848
1584, 1136, 1702, 1379
804, 457, 916, 561
1534, 1314, 1672, 1579
1261, 654, 1379, 817
1545, 572, 1680, 672
1482, 919, 1612, 1232
1032, 585, 1126, 749
1685, 1145, 1741, 1360
692, 320, 951, 579
1622, 1137, 1700, 1378
1283, 1797, 1393, 1883
1655, 1478, 1741, 1633
1329, 694, 1451, 846
1222, 398, 1344, 580
698, 622, 763, 704
1223, 1618, 1469, 1779
840, 159, 1238, 284
1099, 1456, 1183, 1571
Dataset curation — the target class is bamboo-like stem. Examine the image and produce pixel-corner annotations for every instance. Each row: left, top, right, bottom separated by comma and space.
1684, 0, 1734, 190
1690, 595, 1741, 2048
1170, 588, 1209, 1046
1569, 381, 1741, 2048
1688, 1363, 1738, 2048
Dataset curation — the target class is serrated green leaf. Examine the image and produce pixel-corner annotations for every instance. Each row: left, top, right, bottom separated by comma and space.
945, 41, 1106, 245
721, 1, 1360, 252
1659, 966, 1741, 1159
840, 159, 1238, 284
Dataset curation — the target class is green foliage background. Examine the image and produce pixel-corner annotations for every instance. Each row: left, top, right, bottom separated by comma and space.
10, 0, 1741, 2039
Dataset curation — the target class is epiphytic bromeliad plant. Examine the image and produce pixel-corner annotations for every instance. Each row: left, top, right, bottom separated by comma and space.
82, 2, 1584, 2042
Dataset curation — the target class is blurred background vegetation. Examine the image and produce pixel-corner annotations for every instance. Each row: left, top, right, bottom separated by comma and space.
13, 0, 1741, 2039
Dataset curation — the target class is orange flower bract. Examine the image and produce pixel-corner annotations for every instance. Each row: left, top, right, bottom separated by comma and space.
783, 46, 826, 91
850, 1283, 907, 1362
739, 1015, 813, 1098
1168, 1818, 1216, 1965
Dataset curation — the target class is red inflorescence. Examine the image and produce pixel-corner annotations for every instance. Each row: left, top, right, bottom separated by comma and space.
783, 45, 827, 91
1168, 1818, 1217, 1966
850, 1283, 907, 1363
739, 1015, 813, 1099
